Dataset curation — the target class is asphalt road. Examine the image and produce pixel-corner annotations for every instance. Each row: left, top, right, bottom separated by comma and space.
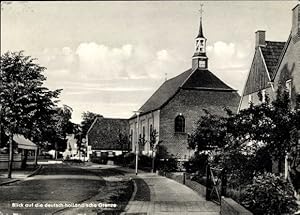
0, 163, 107, 215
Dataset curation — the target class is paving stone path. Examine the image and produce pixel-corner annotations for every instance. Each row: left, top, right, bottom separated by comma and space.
123, 173, 220, 215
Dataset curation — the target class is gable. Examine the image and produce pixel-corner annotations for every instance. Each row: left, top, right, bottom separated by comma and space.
243, 49, 271, 96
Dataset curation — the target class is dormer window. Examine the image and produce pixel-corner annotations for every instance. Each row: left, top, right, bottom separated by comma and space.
175, 115, 185, 133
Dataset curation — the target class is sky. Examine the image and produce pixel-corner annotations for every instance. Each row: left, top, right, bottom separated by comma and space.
1, 1, 298, 123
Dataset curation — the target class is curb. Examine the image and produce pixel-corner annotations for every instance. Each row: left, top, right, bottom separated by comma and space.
0, 179, 20, 186
27, 165, 42, 177
129, 177, 138, 202
0, 165, 42, 186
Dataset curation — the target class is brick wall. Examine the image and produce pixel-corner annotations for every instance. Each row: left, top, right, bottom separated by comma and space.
274, 33, 300, 107
129, 110, 160, 154
159, 89, 240, 160
240, 86, 274, 110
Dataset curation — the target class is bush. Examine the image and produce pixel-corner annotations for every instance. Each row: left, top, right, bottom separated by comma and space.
157, 158, 178, 172
64, 159, 83, 163
120, 153, 153, 171
241, 173, 298, 215
183, 153, 208, 175
90, 154, 108, 164
139, 155, 152, 169
113, 154, 126, 166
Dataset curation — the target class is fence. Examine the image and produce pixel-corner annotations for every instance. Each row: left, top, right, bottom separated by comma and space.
0, 153, 22, 169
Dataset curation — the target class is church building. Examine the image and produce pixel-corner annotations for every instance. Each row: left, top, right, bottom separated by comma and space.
129, 11, 240, 161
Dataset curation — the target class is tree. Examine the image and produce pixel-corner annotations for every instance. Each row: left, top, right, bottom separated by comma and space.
117, 132, 130, 153
0, 51, 61, 178
51, 105, 74, 157
80, 111, 102, 139
190, 89, 300, 192
149, 129, 158, 172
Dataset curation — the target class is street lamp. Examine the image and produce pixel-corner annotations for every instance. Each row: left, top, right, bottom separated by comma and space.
0, 104, 2, 148
133, 111, 142, 175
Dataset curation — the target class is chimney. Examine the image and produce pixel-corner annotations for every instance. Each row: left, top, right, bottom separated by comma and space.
255, 30, 266, 48
292, 4, 300, 36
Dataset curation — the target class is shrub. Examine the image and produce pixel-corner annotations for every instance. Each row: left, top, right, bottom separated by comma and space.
157, 158, 178, 172
124, 152, 135, 165
183, 153, 208, 175
139, 155, 152, 169
90, 154, 108, 164
241, 173, 298, 215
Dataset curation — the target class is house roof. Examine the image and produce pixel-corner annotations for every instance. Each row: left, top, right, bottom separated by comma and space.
87, 117, 129, 150
13, 134, 37, 150
135, 68, 236, 116
260, 41, 286, 79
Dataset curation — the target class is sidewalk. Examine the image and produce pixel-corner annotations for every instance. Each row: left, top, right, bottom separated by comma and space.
123, 172, 220, 215
0, 165, 41, 185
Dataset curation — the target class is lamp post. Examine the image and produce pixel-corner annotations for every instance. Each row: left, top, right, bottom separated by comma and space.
0, 104, 2, 148
133, 111, 142, 175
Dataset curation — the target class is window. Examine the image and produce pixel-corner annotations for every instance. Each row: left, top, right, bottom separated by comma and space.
149, 124, 153, 135
248, 94, 252, 104
175, 115, 185, 133
142, 126, 145, 139
261, 89, 266, 103
286, 80, 292, 98
130, 129, 133, 143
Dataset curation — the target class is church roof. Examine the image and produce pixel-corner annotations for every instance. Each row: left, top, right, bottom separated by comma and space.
138, 69, 193, 114
135, 68, 235, 116
260, 41, 286, 79
182, 69, 234, 90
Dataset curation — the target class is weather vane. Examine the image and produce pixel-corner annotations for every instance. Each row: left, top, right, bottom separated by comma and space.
199, 3, 204, 19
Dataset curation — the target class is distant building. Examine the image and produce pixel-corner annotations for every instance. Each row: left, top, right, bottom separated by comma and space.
239, 4, 300, 110
129, 12, 240, 161
86, 117, 129, 160
63, 134, 79, 159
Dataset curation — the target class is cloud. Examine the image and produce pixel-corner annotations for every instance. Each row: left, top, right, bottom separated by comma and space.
41, 42, 186, 82
206, 41, 253, 92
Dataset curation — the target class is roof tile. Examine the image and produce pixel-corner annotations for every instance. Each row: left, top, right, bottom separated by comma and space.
260, 41, 286, 79
138, 68, 235, 115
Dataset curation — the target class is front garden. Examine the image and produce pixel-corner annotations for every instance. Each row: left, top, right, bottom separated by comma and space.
182, 90, 300, 215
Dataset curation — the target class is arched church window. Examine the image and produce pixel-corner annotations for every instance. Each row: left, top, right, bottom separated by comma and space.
175, 115, 185, 133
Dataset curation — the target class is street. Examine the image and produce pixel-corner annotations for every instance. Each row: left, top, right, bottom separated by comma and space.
0, 163, 128, 215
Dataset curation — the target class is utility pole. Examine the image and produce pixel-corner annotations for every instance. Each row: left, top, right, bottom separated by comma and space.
0, 104, 2, 149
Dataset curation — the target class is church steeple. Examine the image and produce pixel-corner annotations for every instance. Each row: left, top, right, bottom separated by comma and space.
192, 4, 208, 71
197, 15, 204, 38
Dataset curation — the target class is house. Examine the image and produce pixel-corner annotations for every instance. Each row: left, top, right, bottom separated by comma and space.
86, 117, 129, 160
239, 4, 300, 110
63, 134, 79, 160
0, 134, 38, 169
129, 12, 240, 161
238, 4, 300, 193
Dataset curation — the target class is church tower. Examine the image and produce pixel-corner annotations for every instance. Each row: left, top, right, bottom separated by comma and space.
192, 5, 208, 71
